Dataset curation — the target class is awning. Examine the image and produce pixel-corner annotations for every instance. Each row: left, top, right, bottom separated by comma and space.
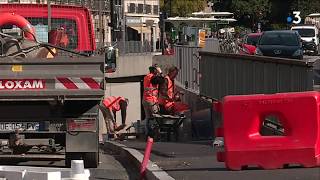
128, 26, 152, 34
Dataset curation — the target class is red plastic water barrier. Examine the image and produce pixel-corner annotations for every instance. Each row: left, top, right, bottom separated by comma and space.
140, 137, 154, 179
217, 91, 320, 170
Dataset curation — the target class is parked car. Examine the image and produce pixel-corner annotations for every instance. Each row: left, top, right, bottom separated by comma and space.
240, 33, 262, 55
255, 30, 303, 60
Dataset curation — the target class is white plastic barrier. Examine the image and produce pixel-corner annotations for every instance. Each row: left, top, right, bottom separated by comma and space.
0, 160, 90, 180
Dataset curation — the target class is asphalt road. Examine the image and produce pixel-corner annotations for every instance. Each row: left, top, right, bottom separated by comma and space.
0, 145, 138, 180
121, 140, 320, 180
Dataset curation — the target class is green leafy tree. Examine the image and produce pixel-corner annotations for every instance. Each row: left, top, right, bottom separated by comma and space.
160, 0, 206, 17
230, 0, 271, 27
209, 0, 232, 12
291, 0, 320, 19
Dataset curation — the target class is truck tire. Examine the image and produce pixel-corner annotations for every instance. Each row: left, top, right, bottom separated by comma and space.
83, 152, 99, 168
65, 152, 99, 168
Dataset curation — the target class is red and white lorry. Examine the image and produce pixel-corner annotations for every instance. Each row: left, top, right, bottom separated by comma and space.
0, 3, 114, 168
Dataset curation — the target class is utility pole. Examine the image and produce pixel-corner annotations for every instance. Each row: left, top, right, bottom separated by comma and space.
110, 0, 116, 42
110, 0, 124, 43
121, 0, 126, 46
47, 0, 51, 32
98, 0, 104, 48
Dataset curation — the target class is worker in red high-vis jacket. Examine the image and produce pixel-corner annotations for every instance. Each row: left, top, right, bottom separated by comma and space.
99, 96, 129, 140
142, 65, 162, 119
158, 66, 189, 115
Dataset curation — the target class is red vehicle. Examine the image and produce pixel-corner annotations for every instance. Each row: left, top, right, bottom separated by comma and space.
239, 33, 262, 55
0, 3, 116, 168
0, 3, 96, 53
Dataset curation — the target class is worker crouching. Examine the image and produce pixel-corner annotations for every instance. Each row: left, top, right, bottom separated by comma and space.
99, 96, 129, 142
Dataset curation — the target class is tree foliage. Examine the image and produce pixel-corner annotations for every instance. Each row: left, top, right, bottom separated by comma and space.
160, 0, 206, 17
160, 0, 320, 29
230, 0, 271, 24
291, 0, 320, 18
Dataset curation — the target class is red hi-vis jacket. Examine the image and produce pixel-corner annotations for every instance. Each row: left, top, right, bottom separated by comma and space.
103, 96, 125, 111
143, 73, 158, 103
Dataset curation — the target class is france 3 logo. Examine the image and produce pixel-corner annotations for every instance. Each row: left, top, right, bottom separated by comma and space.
287, 11, 302, 24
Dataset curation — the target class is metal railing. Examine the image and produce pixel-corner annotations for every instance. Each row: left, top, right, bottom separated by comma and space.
199, 52, 314, 99
106, 41, 160, 55
202, 38, 220, 53
172, 45, 314, 100
117, 41, 152, 54
174, 45, 200, 93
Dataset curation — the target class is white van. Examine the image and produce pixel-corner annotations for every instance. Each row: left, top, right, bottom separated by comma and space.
291, 25, 318, 44
291, 25, 319, 54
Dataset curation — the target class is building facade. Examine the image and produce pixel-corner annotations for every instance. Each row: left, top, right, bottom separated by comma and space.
124, 0, 160, 51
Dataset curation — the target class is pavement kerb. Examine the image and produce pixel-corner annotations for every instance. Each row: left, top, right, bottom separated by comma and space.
104, 141, 175, 180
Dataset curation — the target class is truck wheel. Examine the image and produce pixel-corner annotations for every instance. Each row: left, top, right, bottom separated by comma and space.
83, 152, 99, 168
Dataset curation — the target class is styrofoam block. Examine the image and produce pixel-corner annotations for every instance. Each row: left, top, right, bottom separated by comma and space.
69, 161, 89, 180
0, 164, 90, 180
0, 171, 24, 180
24, 171, 61, 180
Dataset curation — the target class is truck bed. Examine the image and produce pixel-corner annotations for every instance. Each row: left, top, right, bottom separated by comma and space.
0, 56, 105, 101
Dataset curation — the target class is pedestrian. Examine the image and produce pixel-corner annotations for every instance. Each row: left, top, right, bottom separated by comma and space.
158, 66, 189, 115
99, 96, 129, 141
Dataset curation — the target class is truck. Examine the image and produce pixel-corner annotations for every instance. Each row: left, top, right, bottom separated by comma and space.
0, 2, 116, 168
291, 13, 320, 55
291, 24, 319, 55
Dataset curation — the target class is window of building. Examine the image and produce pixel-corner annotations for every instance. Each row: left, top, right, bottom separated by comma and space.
128, 3, 135, 13
145, 5, 152, 14
137, 4, 144, 14
153, 5, 159, 15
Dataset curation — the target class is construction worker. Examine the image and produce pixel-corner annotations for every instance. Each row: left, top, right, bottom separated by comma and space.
142, 65, 162, 119
158, 66, 189, 115
99, 96, 129, 141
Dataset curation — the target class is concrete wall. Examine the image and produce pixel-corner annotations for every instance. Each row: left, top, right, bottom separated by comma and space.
99, 81, 142, 140
106, 54, 156, 78
105, 82, 142, 127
